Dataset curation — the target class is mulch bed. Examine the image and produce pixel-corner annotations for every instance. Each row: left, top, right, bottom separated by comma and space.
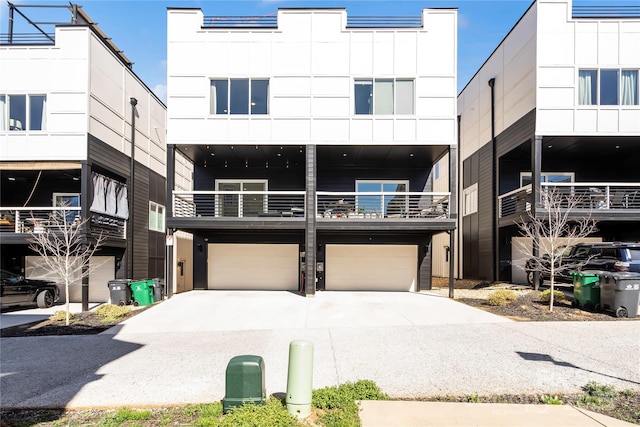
1, 307, 149, 337
458, 292, 622, 322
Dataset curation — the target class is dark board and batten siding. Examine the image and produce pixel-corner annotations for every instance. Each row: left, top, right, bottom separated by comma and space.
88, 136, 166, 280
462, 109, 536, 281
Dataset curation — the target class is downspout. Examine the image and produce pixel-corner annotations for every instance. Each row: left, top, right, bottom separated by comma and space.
488, 78, 498, 282
129, 97, 137, 279
457, 114, 462, 280
8, 3, 14, 44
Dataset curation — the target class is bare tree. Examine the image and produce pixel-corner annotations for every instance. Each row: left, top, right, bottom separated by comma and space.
28, 207, 106, 325
515, 188, 598, 311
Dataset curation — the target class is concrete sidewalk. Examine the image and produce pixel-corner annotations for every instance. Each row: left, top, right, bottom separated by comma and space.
1, 291, 638, 427
359, 401, 636, 426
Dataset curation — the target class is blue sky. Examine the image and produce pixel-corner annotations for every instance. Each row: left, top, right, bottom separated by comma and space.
0, 0, 610, 103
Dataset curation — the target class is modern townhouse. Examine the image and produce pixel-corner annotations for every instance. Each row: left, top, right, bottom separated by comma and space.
0, 4, 167, 305
166, 7, 458, 295
452, 0, 640, 284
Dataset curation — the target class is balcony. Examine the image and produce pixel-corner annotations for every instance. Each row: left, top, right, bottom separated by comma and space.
499, 183, 640, 219
0, 207, 125, 240
172, 190, 451, 221
316, 191, 450, 220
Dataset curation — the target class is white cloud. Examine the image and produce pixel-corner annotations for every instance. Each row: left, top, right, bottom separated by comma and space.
153, 84, 167, 104
458, 13, 469, 29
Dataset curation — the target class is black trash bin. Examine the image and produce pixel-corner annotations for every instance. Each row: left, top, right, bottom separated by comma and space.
597, 272, 640, 318
151, 278, 165, 302
107, 279, 132, 306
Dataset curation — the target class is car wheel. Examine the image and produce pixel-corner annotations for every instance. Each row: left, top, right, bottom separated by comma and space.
37, 290, 54, 308
615, 307, 628, 318
527, 271, 544, 287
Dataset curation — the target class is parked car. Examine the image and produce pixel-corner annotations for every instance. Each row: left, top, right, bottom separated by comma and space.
0, 269, 60, 309
525, 242, 640, 287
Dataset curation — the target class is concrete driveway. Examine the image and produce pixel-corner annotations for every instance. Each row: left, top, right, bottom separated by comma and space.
1, 290, 639, 411
106, 290, 510, 334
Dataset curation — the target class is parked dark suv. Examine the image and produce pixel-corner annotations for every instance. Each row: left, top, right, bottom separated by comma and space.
0, 270, 60, 309
525, 242, 640, 287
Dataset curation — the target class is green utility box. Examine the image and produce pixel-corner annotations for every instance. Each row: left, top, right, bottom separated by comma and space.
571, 271, 601, 310
130, 280, 154, 306
223, 355, 265, 414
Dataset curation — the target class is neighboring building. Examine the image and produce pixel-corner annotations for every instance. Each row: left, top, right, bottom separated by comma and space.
0, 4, 167, 304
166, 7, 458, 295
456, 0, 640, 283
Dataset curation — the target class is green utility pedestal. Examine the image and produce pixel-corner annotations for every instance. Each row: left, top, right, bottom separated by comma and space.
223, 355, 265, 414
286, 340, 314, 419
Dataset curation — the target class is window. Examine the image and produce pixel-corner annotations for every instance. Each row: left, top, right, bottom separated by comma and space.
354, 78, 414, 115
579, 69, 639, 106
622, 70, 639, 105
463, 184, 478, 216
434, 162, 440, 180
578, 70, 597, 105
0, 94, 46, 131
355, 180, 409, 215
519, 172, 574, 187
215, 179, 267, 217
149, 201, 165, 232
210, 79, 269, 115
53, 193, 80, 222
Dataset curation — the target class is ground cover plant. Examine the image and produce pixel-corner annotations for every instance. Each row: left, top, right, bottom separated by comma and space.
1, 381, 637, 426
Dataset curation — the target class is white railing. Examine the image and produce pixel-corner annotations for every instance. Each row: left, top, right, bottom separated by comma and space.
0, 207, 81, 233
498, 183, 640, 218
172, 191, 306, 218
316, 191, 450, 219
0, 207, 126, 239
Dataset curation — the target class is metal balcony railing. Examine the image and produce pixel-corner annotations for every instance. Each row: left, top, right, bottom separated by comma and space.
316, 191, 450, 219
173, 191, 306, 218
0, 207, 125, 239
573, 5, 640, 18
498, 183, 640, 218
202, 14, 424, 29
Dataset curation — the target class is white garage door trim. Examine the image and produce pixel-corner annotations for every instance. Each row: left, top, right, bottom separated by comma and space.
326, 244, 417, 291
208, 243, 299, 290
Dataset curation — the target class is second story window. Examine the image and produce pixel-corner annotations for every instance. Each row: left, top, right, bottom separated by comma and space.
579, 69, 639, 106
149, 201, 165, 233
354, 78, 414, 115
210, 78, 269, 115
0, 94, 47, 131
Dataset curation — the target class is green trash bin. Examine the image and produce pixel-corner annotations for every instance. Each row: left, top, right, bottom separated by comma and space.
130, 280, 154, 307
571, 270, 601, 311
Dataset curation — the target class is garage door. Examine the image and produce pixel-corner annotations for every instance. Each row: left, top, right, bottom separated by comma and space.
26, 256, 114, 303
208, 244, 299, 290
325, 244, 417, 291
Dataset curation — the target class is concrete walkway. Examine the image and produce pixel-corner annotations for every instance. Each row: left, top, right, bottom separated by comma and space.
1, 291, 638, 426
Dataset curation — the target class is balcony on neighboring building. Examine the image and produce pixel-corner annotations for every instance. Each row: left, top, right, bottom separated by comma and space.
498, 182, 640, 223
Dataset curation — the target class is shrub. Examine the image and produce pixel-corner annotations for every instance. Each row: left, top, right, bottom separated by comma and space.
313, 380, 388, 427
49, 311, 72, 322
94, 304, 132, 323
486, 290, 518, 306
582, 382, 618, 399
539, 289, 567, 304
218, 398, 297, 427
540, 395, 563, 405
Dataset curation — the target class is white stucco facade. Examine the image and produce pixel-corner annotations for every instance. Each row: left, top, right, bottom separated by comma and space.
0, 25, 166, 175
458, 0, 640, 162
167, 7, 457, 147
